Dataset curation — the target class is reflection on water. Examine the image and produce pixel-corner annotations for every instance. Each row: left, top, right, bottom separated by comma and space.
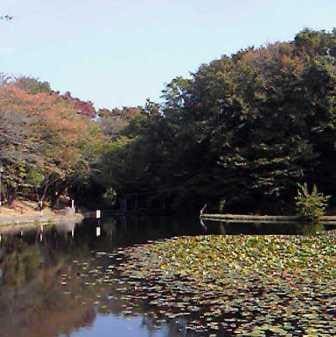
0, 216, 334, 337
0, 216, 206, 337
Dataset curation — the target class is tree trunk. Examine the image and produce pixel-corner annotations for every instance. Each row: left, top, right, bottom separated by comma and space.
7, 186, 16, 206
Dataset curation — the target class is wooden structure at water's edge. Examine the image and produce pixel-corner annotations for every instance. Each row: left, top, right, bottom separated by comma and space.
200, 214, 336, 225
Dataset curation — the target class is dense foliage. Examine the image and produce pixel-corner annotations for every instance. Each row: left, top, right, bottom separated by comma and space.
97, 28, 336, 213
2, 28, 336, 213
0, 78, 106, 207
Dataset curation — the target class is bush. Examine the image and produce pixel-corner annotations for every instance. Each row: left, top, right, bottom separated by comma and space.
295, 183, 330, 223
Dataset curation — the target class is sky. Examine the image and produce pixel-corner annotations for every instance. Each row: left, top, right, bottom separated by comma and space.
1, 0, 336, 109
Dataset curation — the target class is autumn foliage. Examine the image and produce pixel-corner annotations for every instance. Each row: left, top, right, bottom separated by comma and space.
0, 79, 105, 206
2, 29, 336, 213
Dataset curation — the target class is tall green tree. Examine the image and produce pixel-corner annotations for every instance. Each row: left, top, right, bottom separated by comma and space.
99, 28, 336, 213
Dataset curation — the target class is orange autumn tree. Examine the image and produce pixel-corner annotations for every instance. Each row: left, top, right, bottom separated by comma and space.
0, 81, 106, 207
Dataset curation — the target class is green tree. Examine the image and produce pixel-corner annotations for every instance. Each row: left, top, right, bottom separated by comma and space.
98, 28, 336, 213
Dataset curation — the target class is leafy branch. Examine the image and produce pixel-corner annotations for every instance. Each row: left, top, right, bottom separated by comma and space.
0, 15, 13, 21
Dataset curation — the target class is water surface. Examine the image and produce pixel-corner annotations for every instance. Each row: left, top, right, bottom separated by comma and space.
0, 216, 334, 337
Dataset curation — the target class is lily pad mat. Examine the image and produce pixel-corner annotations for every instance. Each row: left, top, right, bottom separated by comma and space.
62, 234, 336, 336
117, 234, 336, 336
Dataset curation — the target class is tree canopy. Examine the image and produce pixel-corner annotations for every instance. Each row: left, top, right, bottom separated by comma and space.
0, 78, 106, 206
96, 28, 336, 213
2, 28, 336, 213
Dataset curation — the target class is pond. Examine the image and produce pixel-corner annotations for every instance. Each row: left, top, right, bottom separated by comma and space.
0, 216, 335, 337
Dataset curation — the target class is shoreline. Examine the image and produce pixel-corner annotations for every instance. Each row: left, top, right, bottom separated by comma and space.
0, 199, 85, 228
0, 212, 84, 230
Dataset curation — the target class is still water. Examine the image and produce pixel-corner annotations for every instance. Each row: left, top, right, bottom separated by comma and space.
0, 216, 332, 337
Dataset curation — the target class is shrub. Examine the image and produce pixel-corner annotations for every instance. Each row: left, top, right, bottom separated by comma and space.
295, 183, 330, 223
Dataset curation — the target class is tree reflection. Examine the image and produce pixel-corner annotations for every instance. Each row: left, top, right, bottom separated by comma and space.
0, 216, 207, 337
0, 232, 97, 337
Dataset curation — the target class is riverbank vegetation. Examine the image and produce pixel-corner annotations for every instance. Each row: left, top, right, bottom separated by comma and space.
295, 183, 330, 224
2, 28, 336, 214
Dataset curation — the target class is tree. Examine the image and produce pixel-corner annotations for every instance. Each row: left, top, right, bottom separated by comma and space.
98, 28, 336, 213
98, 106, 143, 138
14, 77, 52, 94
0, 80, 106, 207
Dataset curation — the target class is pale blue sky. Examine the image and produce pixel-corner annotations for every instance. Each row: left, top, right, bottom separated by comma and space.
1, 0, 336, 108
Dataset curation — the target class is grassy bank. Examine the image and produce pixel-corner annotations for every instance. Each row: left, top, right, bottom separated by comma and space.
115, 234, 336, 336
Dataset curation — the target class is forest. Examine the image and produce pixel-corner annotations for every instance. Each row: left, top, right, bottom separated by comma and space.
2, 28, 336, 214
